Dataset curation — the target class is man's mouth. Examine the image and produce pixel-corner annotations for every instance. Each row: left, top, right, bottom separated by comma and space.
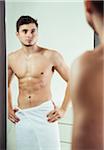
26, 39, 32, 43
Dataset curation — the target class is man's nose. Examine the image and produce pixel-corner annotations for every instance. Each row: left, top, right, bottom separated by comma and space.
26, 32, 32, 38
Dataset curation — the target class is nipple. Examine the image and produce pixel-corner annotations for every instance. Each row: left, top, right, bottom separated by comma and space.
41, 72, 44, 75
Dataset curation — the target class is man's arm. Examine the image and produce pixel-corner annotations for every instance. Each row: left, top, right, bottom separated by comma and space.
8, 55, 20, 124
47, 51, 70, 122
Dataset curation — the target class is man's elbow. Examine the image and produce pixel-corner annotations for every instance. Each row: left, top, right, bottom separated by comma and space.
66, 78, 70, 85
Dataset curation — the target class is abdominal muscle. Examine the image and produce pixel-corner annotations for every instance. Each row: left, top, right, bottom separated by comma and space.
17, 76, 52, 109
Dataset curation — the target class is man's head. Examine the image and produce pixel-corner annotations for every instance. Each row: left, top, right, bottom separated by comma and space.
16, 16, 38, 32
84, 0, 103, 35
16, 16, 38, 47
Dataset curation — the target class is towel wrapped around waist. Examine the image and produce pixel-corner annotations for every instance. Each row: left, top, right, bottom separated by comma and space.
15, 100, 61, 150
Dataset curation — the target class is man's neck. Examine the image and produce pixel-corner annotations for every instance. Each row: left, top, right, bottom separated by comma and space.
93, 14, 104, 45
22, 44, 39, 54
99, 30, 104, 45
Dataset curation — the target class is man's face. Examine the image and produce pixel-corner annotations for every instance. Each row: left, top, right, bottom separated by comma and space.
17, 23, 38, 47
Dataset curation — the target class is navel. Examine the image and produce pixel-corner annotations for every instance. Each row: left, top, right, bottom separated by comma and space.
26, 95, 31, 103
28, 96, 31, 99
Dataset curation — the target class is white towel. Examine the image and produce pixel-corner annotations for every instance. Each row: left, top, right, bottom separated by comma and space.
15, 100, 61, 150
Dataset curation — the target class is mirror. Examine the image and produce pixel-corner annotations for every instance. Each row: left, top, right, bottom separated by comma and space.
0, 1, 6, 149
6, 1, 94, 150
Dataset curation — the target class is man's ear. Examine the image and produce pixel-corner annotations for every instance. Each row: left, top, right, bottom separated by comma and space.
84, 0, 92, 13
16, 32, 19, 37
84, 0, 92, 21
84, 0, 95, 32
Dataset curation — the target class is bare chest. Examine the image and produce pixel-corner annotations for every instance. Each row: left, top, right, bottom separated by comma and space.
11, 55, 53, 78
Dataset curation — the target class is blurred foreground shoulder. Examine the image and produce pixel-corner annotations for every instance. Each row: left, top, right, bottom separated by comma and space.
71, 50, 93, 70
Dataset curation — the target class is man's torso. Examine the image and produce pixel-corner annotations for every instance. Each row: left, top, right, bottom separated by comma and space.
9, 48, 55, 109
71, 46, 104, 149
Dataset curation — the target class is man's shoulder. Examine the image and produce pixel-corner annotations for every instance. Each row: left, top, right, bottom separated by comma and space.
42, 47, 62, 58
70, 50, 94, 78
72, 50, 93, 68
43, 47, 59, 54
8, 49, 21, 59
8, 49, 22, 64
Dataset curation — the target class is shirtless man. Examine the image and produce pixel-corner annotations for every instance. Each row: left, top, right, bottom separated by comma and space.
70, 1, 104, 149
8, 16, 70, 150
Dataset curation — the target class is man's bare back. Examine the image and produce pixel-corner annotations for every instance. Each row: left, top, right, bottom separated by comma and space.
71, 45, 104, 149
70, 1, 104, 149
8, 47, 60, 109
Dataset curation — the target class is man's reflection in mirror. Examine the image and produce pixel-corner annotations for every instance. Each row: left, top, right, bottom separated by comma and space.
8, 16, 70, 150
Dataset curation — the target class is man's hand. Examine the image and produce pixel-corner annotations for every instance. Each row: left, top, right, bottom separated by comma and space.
47, 107, 65, 123
8, 108, 20, 124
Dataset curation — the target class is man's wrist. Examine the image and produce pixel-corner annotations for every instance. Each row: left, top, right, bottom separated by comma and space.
60, 106, 67, 112
8, 105, 13, 110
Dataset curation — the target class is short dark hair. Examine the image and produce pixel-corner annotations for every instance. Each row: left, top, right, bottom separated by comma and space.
16, 16, 38, 32
91, 1, 103, 16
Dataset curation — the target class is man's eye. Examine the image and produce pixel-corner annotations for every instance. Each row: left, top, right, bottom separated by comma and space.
31, 29, 35, 33
23, 30, 27, 33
